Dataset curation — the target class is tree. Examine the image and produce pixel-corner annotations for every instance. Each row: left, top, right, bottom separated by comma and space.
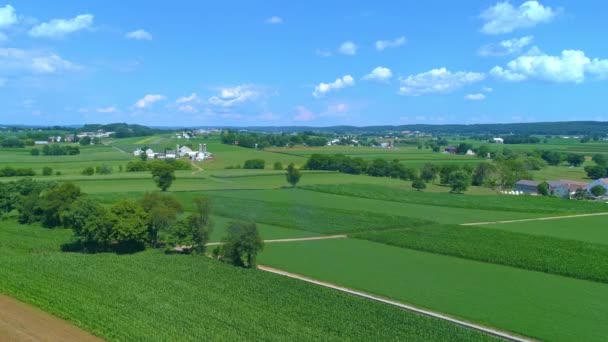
456, 143, 473, 155
150, 163, 175, 191
30, 148, 40, 156
109, 200, 148, 252
573, 188, 587, 200
448, 170, 471, 193
420, 163, 438, 183
37, 182, 82, 228
285, 163, 301, 187
541, 151, 563, 166
243, 159, 265, 169
590, 185, 607, 197
585, 165, 607, 180
82, 166, 95, 175
62, 197, 112, 248
166, 196, 212, 253
537, 182, 549, 196
97, 164, 113, 175
140, 152, 148, 161
139, 192, 183, 248
220, 221, 263, 268
412, 179, 426, 191
472, 163, 496, 186
592, 154, 607, 167
79, 136, 92, 145
567, 154, 585, 167
439, 164, 460, 185
476, 145, 491, 158
273, 162, 283, 170
42, 166, 53, 176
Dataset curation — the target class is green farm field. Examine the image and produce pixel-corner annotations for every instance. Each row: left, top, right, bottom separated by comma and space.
0, 222, 492, 341
259, 238, 608, 342
482, 214, 608, 245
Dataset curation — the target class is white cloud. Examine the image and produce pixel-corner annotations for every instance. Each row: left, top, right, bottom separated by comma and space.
399, 68, 485, 96
478, 36, 534, 56
0, 5, 17, 28
315, 49, 332, 57
480, 1, 557, 34
375, 36, 406, 51
135, 94, 166, 108
482, 87, 493, 92
265, 16, 283, 24
465, 93, 486, 101
338, 41, 357, 55
0, 48, 79, 73
97, 106, 117, 113
126, 29, 152, 41
176, 93, 199, 104
363, 66, 393, 82
208, 85, 260, 107
313, 75, 355, 97
490, 49, 608, 83
293, 106, 315, 121
29, 14, 94, 38
178, 105, 196, 113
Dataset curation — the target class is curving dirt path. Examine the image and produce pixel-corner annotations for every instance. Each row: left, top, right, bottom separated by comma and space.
258, 266, 533, 342
205, 234, 347, 246
462, 212, 608, 226
0, 294, 103, 342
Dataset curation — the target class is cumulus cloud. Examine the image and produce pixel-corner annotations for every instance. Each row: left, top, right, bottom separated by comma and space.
480, 1, 557, 34
362, 66, 393, 82
29, 14, 94, 38
0, 5, 17, 28
208, 85, 260, 107
265, 16, 283, 24
338, 41, 357, 55
490, 49, 608, 83
313, 75, 355, 97
126, 29, 152, 41
375, 36, 406, 51
176, 93, 199, 104
0, 48, 80, 73
399, 68, 485, 96
97, 106, 117, 113
293, 106, 315, 121
478, 36, 534, 56
135, 94, 166, 108
465, 93, 486, 101
482, 87, 493, 92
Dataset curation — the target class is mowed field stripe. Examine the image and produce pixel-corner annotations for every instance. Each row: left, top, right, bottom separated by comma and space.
206, 234, 347, 246
462, 212, 608, 226
258, 265, 533, 342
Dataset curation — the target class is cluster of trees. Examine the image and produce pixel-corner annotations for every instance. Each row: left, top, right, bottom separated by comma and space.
29, 144, 80, 156
243, 159, 265, 169
502, 135, 541, 144
0, 136, 27, 148
0, 166, 36, 177
79, 123, 161, 138
82, 164, 113, 176
125, 158, 190, 173
585, 154, 608, 179
221, 130, 328, 149
211, 221, 263, 268
79, 136, 102, 145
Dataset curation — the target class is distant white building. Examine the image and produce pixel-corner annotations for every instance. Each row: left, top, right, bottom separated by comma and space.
492, 137, 504, 144
133, 148, 143, 156
465, 149, 476, 156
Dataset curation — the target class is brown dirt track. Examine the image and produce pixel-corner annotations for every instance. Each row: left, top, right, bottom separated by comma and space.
0, 294, 102, 342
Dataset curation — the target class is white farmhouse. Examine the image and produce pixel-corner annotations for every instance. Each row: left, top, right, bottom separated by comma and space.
133, 148, 142, 156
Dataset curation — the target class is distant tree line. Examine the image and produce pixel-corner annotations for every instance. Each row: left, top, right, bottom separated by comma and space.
221, 130, 329, 149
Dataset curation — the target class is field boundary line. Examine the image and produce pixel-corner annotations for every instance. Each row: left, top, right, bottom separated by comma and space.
206, 234, 346, 246
258, 265, 533, 342
462, 212, 608, 226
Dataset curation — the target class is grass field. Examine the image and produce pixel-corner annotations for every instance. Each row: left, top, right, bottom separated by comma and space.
0, 221, 495, 341
482, 215, 608, 245
259, 238, 608, 342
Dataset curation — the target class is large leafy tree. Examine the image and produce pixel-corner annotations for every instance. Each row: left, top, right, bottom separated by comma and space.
448, 170, 471, 193
567, 154, 585, 167
38, 182, 82, 228
109, 200, 148, 252
590, 185, 607, 197
150, 162, 175, 191
139, 192, 183, 248
285, 163, 302, 187
167, 196, 213, 253
62, 197, 112, 248
220, 221, 263, 268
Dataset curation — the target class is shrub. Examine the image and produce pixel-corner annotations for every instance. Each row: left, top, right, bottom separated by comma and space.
243, 159, 265, 169
97, 164, 113, 175
412, 179, 426, 191
30, 148, 40, 156
590, 185, 607, 197
126, 160, 149, 172
82, 166, 95, 176
273, 162, 283, 170
42, 166, 53, 176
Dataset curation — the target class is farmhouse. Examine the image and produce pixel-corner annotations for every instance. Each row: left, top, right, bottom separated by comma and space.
587, 178, 608, 197
560, 180, 589, 195
546, 181, 569, 198
34, 141, 49, 145
514, 180, 539, 194
492, 137, 504, 144
444, 146, 457, 154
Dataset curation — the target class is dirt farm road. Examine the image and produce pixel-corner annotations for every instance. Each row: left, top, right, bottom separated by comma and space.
0, 294, 103, 342
462, 211, 608, 226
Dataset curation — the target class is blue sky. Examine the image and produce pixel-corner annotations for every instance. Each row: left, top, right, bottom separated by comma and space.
0, 1, 607, 126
